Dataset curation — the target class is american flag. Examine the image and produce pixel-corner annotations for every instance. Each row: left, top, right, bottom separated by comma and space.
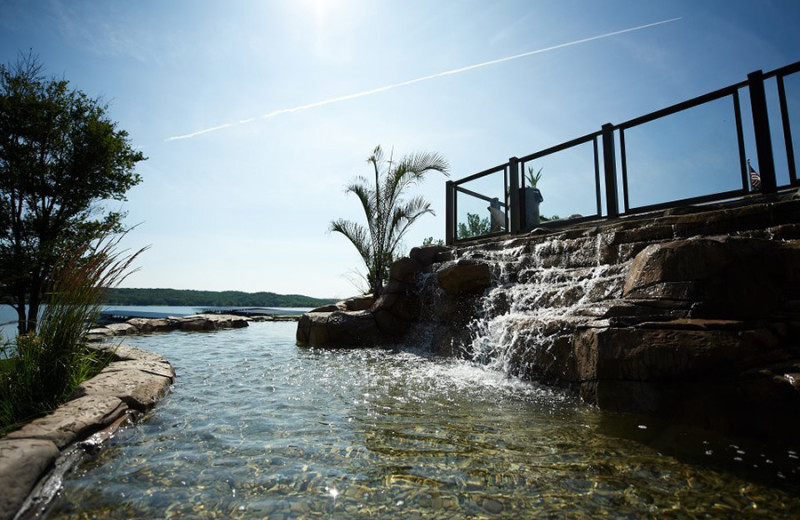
748, 159, 761, 191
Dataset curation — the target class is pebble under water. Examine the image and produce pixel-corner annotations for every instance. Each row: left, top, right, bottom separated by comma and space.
48, 322, 800, 519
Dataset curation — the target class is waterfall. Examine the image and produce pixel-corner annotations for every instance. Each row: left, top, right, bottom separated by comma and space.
452, 234, 628, 383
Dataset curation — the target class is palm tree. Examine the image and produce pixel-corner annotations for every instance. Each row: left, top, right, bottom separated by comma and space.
330, 145, 449, 296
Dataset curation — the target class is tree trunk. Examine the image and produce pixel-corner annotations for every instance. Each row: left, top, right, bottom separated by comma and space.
26, 274, 44, 334
27, 297, 40, 335
15, 301, 27, 336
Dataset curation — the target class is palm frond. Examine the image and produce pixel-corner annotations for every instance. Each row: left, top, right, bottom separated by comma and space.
331, 144, 449, 295
389, 195, 434, 249
367, 144, 385, 167
384, 151, 449, 209
402, 151, 450, 178
329, 218, 372, 265
344, 177, 376, 228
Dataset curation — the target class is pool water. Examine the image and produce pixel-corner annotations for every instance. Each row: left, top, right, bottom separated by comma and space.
49, 322, 800, 518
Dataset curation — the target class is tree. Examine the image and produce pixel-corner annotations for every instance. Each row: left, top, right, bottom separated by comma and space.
330, 145, 449, 296
422, 236, 444, 247
0, 54, 145, 334
457, 212, 490, 239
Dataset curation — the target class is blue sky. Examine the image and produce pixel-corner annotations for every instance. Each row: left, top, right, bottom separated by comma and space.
1, 1, 798, 299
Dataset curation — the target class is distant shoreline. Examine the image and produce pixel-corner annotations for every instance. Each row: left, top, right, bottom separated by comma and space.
104, 288, 336, 308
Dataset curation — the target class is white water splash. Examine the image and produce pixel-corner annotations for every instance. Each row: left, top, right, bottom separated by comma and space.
458, 235, 627, 379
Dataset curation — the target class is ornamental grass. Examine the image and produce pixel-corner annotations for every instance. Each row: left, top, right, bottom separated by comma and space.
0, 230, 145, 434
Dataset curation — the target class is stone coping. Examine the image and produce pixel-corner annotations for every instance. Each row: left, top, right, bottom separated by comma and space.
87, 313, 251, 342
0, 344, 175, 520
87, 312, 299, 343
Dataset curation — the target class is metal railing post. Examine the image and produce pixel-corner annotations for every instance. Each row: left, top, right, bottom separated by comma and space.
777, 74, 798, 185
748, 70, 777, 194
601, 123, 619, 217
508, 157, 520, 234
445, 181, 454, 245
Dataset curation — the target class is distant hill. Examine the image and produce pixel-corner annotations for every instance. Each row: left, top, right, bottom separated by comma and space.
104, 288, 337, 308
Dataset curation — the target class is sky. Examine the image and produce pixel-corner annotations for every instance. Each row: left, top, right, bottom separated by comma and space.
1, 0, 798, 299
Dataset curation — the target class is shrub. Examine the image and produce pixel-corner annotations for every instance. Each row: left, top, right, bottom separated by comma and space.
0, 229, 145, 433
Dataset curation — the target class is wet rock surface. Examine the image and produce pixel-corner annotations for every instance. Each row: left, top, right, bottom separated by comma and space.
4, 395, 128, 449
296, 310, 381, 348
298, 194, 800, 441
0, 344, 175, 520
436, 260, 492, 295
0, 439, 60, 520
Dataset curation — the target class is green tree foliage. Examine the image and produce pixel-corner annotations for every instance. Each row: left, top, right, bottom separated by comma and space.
0, 54, 145, 334
330, 145, 449, 296
103, 288, 336, 308
422, 237, 445, 247
1, 228, 144, 432
457, 212, 491, 239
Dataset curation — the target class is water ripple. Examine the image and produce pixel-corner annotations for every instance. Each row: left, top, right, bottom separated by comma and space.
48, 322, 800, 519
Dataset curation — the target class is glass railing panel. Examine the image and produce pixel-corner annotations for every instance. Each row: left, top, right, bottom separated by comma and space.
521, 139, 599, 227
622, 95, 745, 210
454, 168, 506, 240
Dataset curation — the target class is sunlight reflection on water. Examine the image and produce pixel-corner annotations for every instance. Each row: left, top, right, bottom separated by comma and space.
47, 322, 800, 519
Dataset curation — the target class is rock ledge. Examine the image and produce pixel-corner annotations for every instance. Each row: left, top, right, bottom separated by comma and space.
87, 313, 251, 341
0, 344, 175, 520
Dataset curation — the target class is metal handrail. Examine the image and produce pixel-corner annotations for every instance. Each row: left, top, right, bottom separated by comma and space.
519, 130, 601, 164
445, 59, 800, 245
455, 185, 507, 207
616, 82, 747, 131
451, 163, 507, 187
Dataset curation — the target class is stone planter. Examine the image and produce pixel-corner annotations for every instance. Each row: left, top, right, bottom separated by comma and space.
522, 187, 543, 229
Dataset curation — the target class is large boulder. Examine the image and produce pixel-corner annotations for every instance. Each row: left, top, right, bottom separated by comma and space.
383, 258, 425, 295
624, 237, 800, 319
577, 322, 775, 383
309, 295, 374, 313
177, 314, 249, 331
570, 318, 800, 440
102, 359, 176, 380
341, 295, 375, 311
98, 343, 169, 364
436, 260, 491, 295
371, 292, 422, 339
296, 255, 437, 348
409, 245, 451, 267
296, 311, 381, 348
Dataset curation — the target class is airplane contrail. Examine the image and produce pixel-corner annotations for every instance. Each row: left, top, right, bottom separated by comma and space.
167, 17, 681, 142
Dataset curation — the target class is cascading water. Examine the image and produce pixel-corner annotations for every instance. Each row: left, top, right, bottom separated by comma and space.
454, 234, 628, 383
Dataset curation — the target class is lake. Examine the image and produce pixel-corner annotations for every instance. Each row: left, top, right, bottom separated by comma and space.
1, 305, 302, 339
23, 315, 797, 519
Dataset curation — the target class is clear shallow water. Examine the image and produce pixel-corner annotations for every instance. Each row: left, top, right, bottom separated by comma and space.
49, 322, 800, 519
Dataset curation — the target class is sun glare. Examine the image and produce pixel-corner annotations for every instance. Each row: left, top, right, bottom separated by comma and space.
307, 0, 350, 27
